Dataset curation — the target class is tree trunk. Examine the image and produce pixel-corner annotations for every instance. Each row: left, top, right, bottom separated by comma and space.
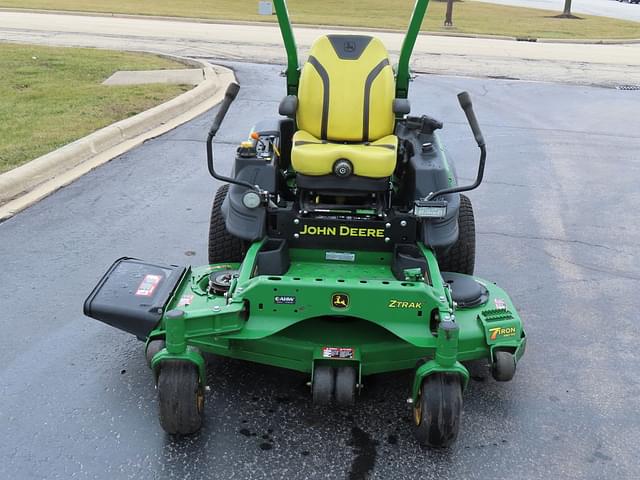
563, 0, 572, 15
444, 0, 454, 27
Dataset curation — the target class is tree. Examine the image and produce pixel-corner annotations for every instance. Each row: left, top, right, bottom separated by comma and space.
556, 0, 580, 19
444, 0, 454, 27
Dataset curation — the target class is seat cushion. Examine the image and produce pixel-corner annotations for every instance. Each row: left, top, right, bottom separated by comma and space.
291, 130, 397, 178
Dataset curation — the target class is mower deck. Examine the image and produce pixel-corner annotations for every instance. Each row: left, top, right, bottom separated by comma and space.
146, 242, 525, 385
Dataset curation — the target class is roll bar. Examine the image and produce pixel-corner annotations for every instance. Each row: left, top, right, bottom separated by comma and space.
271, 0, 430, 98
396, 0, 430, 99
272, 0, 301, 95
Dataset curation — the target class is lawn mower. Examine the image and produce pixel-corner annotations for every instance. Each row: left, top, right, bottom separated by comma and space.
84, 0, 526, 447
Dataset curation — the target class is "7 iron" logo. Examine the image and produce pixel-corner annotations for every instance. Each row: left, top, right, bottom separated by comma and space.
489, 326, 517, 341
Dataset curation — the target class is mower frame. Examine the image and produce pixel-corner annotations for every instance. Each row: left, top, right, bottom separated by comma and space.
84, 0, 526, 446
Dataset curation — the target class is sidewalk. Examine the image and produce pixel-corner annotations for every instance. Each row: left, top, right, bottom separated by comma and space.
0, 10, 639, 87
0, 55, 235, 220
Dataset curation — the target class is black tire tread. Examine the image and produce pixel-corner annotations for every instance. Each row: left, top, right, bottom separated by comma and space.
438, 194, 475, 275
145, 339, 165, 368
158, 361, 203, 435
492, 350, 516, 382
414, 373, 463, 448
312, 366, 335, 406
208, 184, 245, 264
334, 366, 357, 406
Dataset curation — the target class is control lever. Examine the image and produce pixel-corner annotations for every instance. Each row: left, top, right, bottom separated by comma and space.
424, 92, 486, 201
457, 91, 485, 147
206, 83, 263, 197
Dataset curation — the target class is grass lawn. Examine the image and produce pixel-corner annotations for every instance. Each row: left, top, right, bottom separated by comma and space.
0, 43, 191, 173
0, 0, 638, 39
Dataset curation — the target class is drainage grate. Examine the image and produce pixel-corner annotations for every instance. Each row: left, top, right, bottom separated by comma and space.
616, 85, 640, 91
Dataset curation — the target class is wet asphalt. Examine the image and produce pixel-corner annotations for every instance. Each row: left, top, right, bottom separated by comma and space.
1, 62, 639, 479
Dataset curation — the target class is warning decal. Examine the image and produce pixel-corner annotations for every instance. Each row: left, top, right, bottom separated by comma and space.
177, 294, 194, 307
322, 347, 354, 359
135, 274, 162, 297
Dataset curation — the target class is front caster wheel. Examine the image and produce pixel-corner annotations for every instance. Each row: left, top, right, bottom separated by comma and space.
335, 366, 357, 406
157, 361, 204, 435
492, 351, 516, 382
145, 339, 165, 368
413, 373, 462, 448
312, 365, 334, 405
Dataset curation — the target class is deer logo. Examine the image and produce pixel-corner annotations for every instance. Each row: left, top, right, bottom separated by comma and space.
331, 293, 349, 309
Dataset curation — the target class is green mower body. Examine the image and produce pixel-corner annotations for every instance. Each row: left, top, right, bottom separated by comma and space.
146, 243, 526, 392
84, 0, 526, 447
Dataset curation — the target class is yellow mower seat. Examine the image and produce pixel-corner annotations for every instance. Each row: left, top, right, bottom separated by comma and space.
292, 130, 398, 177
291, 35, 397, 179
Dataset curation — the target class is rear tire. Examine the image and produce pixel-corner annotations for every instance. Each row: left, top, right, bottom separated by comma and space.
208, 184, 246, 264
413, 373, 462, 448
438, 194, 475, 275
158, 361, 204, 435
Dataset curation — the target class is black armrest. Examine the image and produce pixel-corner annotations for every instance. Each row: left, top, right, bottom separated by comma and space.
393, 98, 411, 115
279, 95, 298, 118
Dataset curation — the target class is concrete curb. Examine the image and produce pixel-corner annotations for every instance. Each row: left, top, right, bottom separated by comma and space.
0, 7, 639, 45
0, 55, 235, 221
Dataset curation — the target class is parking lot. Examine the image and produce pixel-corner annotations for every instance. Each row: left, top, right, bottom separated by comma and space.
1, 61, 639, 479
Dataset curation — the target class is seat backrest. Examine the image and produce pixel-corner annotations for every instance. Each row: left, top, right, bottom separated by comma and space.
297, 35, 395, 143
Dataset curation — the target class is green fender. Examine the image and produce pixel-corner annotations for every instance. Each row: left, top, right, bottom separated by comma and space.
150, 347, 206, 386
411, 359, 469, 402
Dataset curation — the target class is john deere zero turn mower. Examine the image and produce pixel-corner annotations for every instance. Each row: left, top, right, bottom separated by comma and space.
84, 0, 526, 447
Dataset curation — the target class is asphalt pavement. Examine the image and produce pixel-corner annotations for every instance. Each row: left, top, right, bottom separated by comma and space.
1, 62, 639, 479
